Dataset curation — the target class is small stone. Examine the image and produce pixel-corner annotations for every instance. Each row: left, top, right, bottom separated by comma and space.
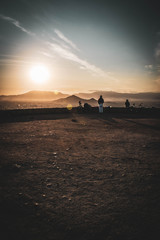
14, 164, 21, 168
46, 183, 52, 187
62, 195, 67, 199
72, 119, 77, 122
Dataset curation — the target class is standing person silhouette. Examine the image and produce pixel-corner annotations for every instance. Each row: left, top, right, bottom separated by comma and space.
98, 95, 104, 113
125, 99, 130, 108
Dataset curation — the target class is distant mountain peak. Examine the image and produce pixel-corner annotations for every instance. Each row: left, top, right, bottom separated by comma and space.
0, 90, 68, 101
66, 95, 81, 100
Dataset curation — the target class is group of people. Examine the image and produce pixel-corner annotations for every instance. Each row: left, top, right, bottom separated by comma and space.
98, 96, 130, 113
79, 96, 130, 113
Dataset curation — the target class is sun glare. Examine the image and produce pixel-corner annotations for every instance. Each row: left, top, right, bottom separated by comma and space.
29, 64, 50, 84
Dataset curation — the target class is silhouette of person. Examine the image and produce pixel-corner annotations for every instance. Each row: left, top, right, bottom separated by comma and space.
125, 99, 130, 108
79, 101, 82, 108
98, 95, 104, 113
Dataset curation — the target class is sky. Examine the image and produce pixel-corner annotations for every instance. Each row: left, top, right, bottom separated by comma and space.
0, 0, 160, 94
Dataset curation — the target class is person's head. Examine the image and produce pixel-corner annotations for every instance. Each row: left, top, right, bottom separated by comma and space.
100, 95, 102, 98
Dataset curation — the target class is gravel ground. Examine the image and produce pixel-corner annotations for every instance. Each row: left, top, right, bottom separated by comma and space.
0, 112, 160, 240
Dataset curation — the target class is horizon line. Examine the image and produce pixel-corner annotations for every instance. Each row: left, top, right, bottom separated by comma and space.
0, 89, 160, 97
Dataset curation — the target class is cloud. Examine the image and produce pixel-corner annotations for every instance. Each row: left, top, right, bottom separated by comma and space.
51, 37, 71, 50
0, 54, 37, 66
0, 14, 35, 36
38, 51, 55, 59
46, 29, 118, 80
0, 15, 117, 81
155, 42, 160, 59
46, 31, 118, 80
54, 29, 80, 51
0, 58, 34, 66
145, 65, 153, 69
47, 41, 116, 79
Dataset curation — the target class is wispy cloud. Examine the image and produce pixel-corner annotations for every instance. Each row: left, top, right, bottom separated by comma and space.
54, 29, 80, 51
0, 14, 117, 80
145, 65, 153, 69
0, 58, 35, 66
0, 54, 37, 66
0, 14, 35, 36
47, 29, 117, 80
47, 41, 113, 78
38, 51, 55, 59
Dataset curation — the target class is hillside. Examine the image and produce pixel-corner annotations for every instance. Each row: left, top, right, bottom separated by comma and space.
1, 90, 159, 102
76, 91, 160, 101
0, 90, 159, 109
52, 95, 97, 107
0, 90, 68, 101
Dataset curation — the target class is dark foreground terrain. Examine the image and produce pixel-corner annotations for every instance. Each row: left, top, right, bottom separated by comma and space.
0, 109, 160, 240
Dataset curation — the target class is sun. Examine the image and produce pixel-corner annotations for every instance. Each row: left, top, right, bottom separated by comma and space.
29, 64, 50, 84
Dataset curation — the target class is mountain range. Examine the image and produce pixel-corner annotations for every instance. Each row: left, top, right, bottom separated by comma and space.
76, 91, 160, 100
0, 90, 68, 101
0, 90, 159, 101
0, 90, 159, 108
52, 95, 97, 107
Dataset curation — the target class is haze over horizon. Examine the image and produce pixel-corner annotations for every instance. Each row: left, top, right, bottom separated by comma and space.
1, 0, 160, 95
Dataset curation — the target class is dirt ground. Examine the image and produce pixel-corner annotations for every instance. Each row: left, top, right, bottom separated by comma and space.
0, 112, 160, 240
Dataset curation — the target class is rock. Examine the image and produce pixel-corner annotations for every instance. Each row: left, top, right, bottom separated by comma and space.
71, 119, 77, 122
46, 183, 52, 187
14, 164, 21, 168
62, 195, 67, 199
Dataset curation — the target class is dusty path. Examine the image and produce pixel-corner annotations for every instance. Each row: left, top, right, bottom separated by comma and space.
0, 113, 160, 240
